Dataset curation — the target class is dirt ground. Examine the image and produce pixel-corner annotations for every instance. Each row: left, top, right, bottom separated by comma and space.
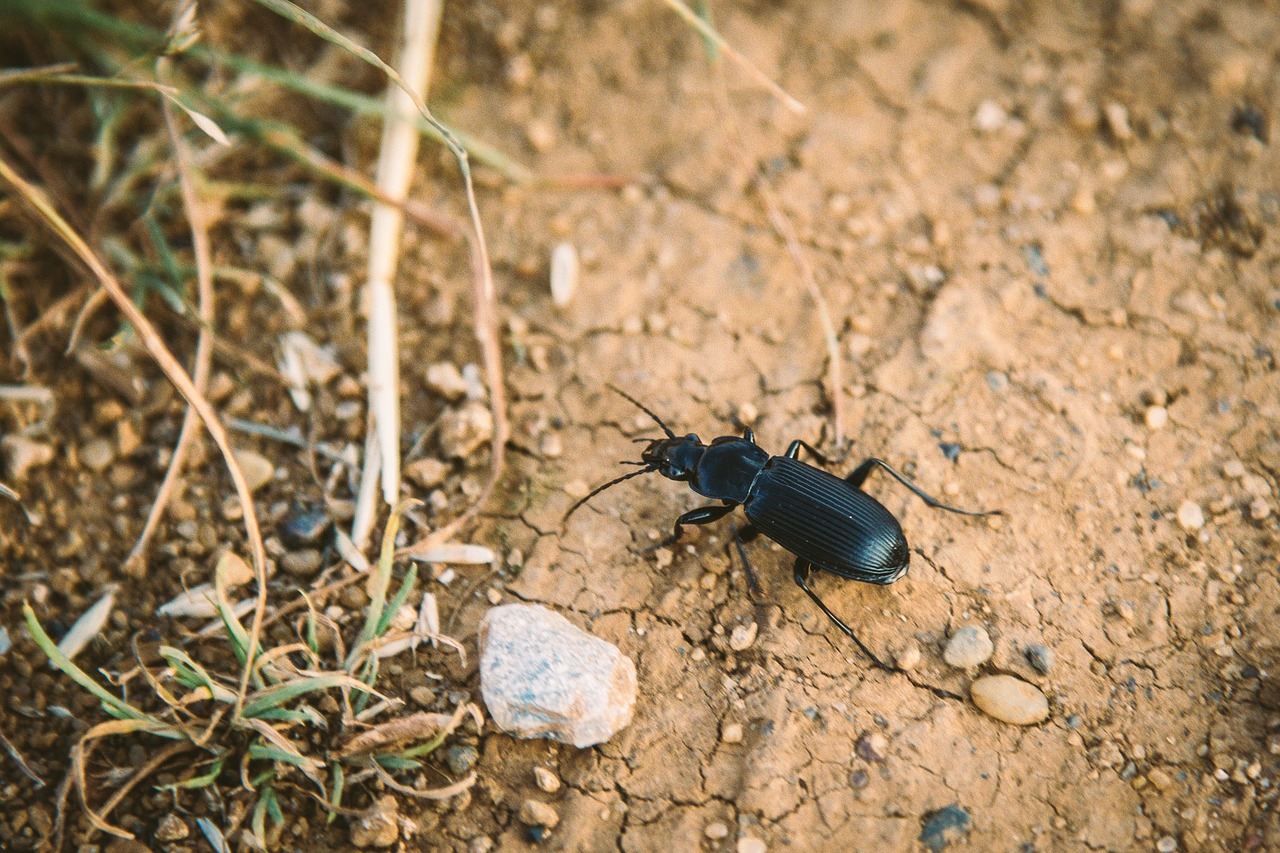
2, 0, 1280, 850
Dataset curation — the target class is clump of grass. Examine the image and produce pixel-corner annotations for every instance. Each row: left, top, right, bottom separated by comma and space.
25, 502, 478, 849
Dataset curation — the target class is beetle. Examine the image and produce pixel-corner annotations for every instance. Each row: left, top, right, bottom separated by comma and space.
565, 386, 1001, 675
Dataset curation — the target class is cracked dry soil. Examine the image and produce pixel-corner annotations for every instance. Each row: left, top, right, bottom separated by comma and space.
3, 0, 1280, 851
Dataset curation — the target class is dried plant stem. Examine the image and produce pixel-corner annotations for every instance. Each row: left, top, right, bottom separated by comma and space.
0, 156, 269, 723
127, 57, 216, 567
356, 0, 444, 546
663, 0, 806, 115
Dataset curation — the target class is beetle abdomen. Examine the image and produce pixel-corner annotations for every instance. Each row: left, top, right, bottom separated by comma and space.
744, 455, 909, 584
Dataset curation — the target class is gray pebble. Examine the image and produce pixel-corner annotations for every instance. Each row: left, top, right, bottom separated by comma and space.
1025, 643, 1054, 674
280, 549, 323, 578
282, 506, 331, 546
443, 743, 479, 776
943, 625, 994, 669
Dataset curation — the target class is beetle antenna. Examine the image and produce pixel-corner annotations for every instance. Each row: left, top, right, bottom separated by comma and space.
563, 465, 658, 523
607, 384, 677, 440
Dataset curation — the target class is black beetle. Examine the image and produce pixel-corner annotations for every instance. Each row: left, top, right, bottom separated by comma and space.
566, 387, 1001, 676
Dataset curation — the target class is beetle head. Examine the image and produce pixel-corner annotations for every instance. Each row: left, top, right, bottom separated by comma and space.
640, 434, 705, 482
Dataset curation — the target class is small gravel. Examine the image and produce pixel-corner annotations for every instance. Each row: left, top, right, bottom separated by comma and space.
534, 766, 561, 793
1145, 405, 1169, 429
728, 621, 758, 651
519, 799, 559, 829
896, 642, 922, 670
943, 625, 994, 669
1176, 500, 1205, 531
1, 435, 54, 479
970, 675, 1050, 725
233, 448, 275, 492
80, 438, 115, 472
721, 722, 744, 743
1025, 643, 1054, 674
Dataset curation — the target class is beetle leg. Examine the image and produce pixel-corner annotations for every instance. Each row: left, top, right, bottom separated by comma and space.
742, 426, 756, 444
792, 559, 895, 671
845, 458, 1000, 517
731, 524, 764, 601
647, 503, 736, 552
782, 439, 828, 464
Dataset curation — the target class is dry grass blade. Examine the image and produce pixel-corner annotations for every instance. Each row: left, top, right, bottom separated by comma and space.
0, 157, 270, 723
250, 0, 508, 555
0, 725, 44, 787
127, 54, 218, 568
663, 0, 806, 114
55, 585, 117, 663
73, 720, 185, 839
371, 763, 476, 799
338, 709, 455, 757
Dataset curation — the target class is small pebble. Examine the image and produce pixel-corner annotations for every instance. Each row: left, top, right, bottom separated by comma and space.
1, 435, 54, 479
280, 549, 323, 578
525, 118, 557, 152
1104, 101, 1134, 140
443, 743, 479, 776
1250, 498, 1271, 520
721, 722, 744, 743
737, 402, 759, 425
1156, 837, 1177, 853
519, 799, 559, 829
973, 100, 1008, 132
154, 813, 189, 842
439, 402, 494, 460
1177, 500, 1205, 531
970, 675, 1049, 725
737, 838, 767, 853
486, 587, 503, 605
1147, 768, 1174, 790
943, 625, 994, 669
728, 621, 758, 651
540, 432, 564, 458
550, 242, 578, 307
282, 506, 331, 546
855, 731, 888, 762
1025, 643, 1054, 674
350, 795, 399, 848
216, 551, 254, 587
705, 821, 730, 840
426, 362, 468, 401
1145, 405, 1168, 429
233, 448, 275, 492
1223, 459, 1247, 479
80, 438, 115, 472
896, 642, 922, 671
409, 685, 434, 707
534, 767, 561, 793
406, 457, 449, 489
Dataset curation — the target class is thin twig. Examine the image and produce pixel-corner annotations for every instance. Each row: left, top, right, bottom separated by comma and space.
127, 56, 217, 568
663, 0, 806, 115
0, 156, 269, 723
0, 725, 44, 787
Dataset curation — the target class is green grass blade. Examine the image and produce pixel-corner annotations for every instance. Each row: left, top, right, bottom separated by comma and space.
375, 563, 417, 637
242, 673, 381, 718
23, 602, 153, 721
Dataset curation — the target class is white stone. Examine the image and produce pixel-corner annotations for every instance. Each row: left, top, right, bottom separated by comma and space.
479, 604, 636, 748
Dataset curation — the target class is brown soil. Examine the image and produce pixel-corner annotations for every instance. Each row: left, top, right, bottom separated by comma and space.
2, 1, 1279, 851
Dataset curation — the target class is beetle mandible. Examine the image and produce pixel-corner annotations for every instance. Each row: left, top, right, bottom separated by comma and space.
565, 386, 1002, 674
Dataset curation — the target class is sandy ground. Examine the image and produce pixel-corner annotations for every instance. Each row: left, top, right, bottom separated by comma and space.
2, 0, 1279, 850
